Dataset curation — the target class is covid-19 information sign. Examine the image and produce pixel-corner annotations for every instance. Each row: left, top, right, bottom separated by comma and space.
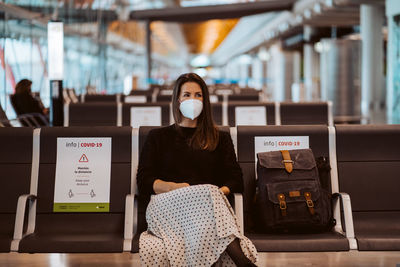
53, 137, 112, 212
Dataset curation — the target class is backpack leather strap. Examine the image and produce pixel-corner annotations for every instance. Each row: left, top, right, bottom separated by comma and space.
304, 192, 315, 215
280, 150, 293, 173
277, 193, 287, 216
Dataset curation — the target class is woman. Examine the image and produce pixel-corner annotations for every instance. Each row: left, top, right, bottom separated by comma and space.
12, 79, 48, 116
137, 73, 258, 266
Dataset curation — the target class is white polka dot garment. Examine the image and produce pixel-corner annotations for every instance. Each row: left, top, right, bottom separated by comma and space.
139, 184, 258, 267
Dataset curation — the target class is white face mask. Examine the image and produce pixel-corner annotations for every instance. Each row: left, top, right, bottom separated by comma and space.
179, 99, 203, 120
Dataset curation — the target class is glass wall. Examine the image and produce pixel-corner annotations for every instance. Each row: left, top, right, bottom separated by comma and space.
0, 18, 146, 120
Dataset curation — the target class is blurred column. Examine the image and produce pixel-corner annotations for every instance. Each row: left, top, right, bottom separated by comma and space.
145, 20, 152, 88
303, 26, 320, 101
252, 57, 263, 90
386, 0, 400, 124
267, 44, 285, 101
98, 18, 108, 92
361, 4, 385, 123
48, 21, 64, 126
239, 61, 249, 88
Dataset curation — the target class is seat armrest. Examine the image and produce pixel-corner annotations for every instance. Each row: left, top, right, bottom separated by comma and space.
124, 194, 136, 251
232, 193, 244, 235
11, 194, 37, 251
332, 192, 357, 250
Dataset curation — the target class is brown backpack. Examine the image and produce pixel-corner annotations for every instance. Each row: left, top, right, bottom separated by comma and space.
256, 148, 335, 233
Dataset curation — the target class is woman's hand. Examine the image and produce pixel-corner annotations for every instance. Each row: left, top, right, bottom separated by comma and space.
153, 179, 190, 194
219, 186, 230, 195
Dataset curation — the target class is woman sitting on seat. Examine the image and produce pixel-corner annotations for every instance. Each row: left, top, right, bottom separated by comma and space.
137, 73, 258, 266
12, 79, 48, 116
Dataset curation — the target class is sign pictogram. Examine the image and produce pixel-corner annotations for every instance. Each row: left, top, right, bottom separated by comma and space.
79, 154, 89, 162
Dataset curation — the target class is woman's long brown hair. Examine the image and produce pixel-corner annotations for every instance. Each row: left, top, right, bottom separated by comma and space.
172, 73, 219, 151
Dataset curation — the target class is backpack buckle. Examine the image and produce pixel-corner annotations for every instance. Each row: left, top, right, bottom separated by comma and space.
280, 150, 293, 173
277, 193, 287, 216
304, 192, 315, 215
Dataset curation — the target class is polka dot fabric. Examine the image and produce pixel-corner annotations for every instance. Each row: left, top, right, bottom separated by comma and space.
139, 184, 258, 267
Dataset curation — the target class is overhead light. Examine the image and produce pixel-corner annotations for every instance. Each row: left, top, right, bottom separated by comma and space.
325, 0, 334, 7
193, 68, 208, 77
314, 42, 323, 53
258, 47, 270, 61
238, 54, 252, 65
304, 9, 312, 19
190, 54, 210, 67
295, 15, 303, 24
313, 3, 322, 13
279, 23, 289, 32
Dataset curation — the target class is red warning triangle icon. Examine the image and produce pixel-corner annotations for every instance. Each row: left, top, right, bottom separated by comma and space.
79, 154, 89, 163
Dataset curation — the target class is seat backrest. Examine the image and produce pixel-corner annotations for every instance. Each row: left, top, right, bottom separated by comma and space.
0, 127, 33, 214
122, 102, 171, 127
84, 94, 122, 102
336, 125, 400, 212
156, 94, 172, 103
35, 126, 132, 218
211, 102, 223, 126
0, 104, 11, 127
9, 94, 23, 115
236, 125, 330, 232
0, 127, 33, 251
228, 94, 259, 102
228, 101, 275, 126
280, 102, 330, 126
67, 102, 118, 126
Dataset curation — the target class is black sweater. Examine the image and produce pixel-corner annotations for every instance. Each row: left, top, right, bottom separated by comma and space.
136, 124, 243, 198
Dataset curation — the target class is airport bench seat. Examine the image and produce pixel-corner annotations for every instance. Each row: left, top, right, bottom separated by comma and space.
336, 125, 400, 251
237, 125, 352, 252
15, 127, 132, 253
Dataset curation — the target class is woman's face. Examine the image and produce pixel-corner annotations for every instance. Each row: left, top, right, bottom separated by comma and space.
179, 82, 203, 103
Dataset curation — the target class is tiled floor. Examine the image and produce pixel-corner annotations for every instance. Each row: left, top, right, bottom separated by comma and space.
1, 251, 400, 267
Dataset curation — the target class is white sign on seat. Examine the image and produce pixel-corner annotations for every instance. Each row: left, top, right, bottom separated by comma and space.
131, 106, 162, 128
209, 95, 219, 103
235, 106, 267, 126
160, 90, 173, 95
254, 135, 309, 158
254, 136, 310, 178
125, 95, 147, 103
54, 137, 112, 212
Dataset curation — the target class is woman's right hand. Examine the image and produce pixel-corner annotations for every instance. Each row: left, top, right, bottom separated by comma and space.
153, 179, 190, 194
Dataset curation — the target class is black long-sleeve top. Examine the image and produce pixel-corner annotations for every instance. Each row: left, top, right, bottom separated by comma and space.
136, 124, 243, 199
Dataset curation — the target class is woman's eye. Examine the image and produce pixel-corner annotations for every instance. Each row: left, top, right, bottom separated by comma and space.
196, 93, 202, 97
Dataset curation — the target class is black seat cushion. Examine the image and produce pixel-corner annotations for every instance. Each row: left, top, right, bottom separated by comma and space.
19, 214, 125, 253
353, 212, 400, 251
247, 231, 349, 252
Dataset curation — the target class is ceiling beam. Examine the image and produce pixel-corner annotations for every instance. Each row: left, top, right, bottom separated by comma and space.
0, 2, 118, 24
129, 0, 296, 22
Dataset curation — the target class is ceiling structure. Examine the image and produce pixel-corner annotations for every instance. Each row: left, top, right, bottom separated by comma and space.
0, 0, 387, 68
182, 19, 239, 54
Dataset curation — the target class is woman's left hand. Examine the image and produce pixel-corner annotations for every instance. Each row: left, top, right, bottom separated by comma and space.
219, 186, 230, 195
